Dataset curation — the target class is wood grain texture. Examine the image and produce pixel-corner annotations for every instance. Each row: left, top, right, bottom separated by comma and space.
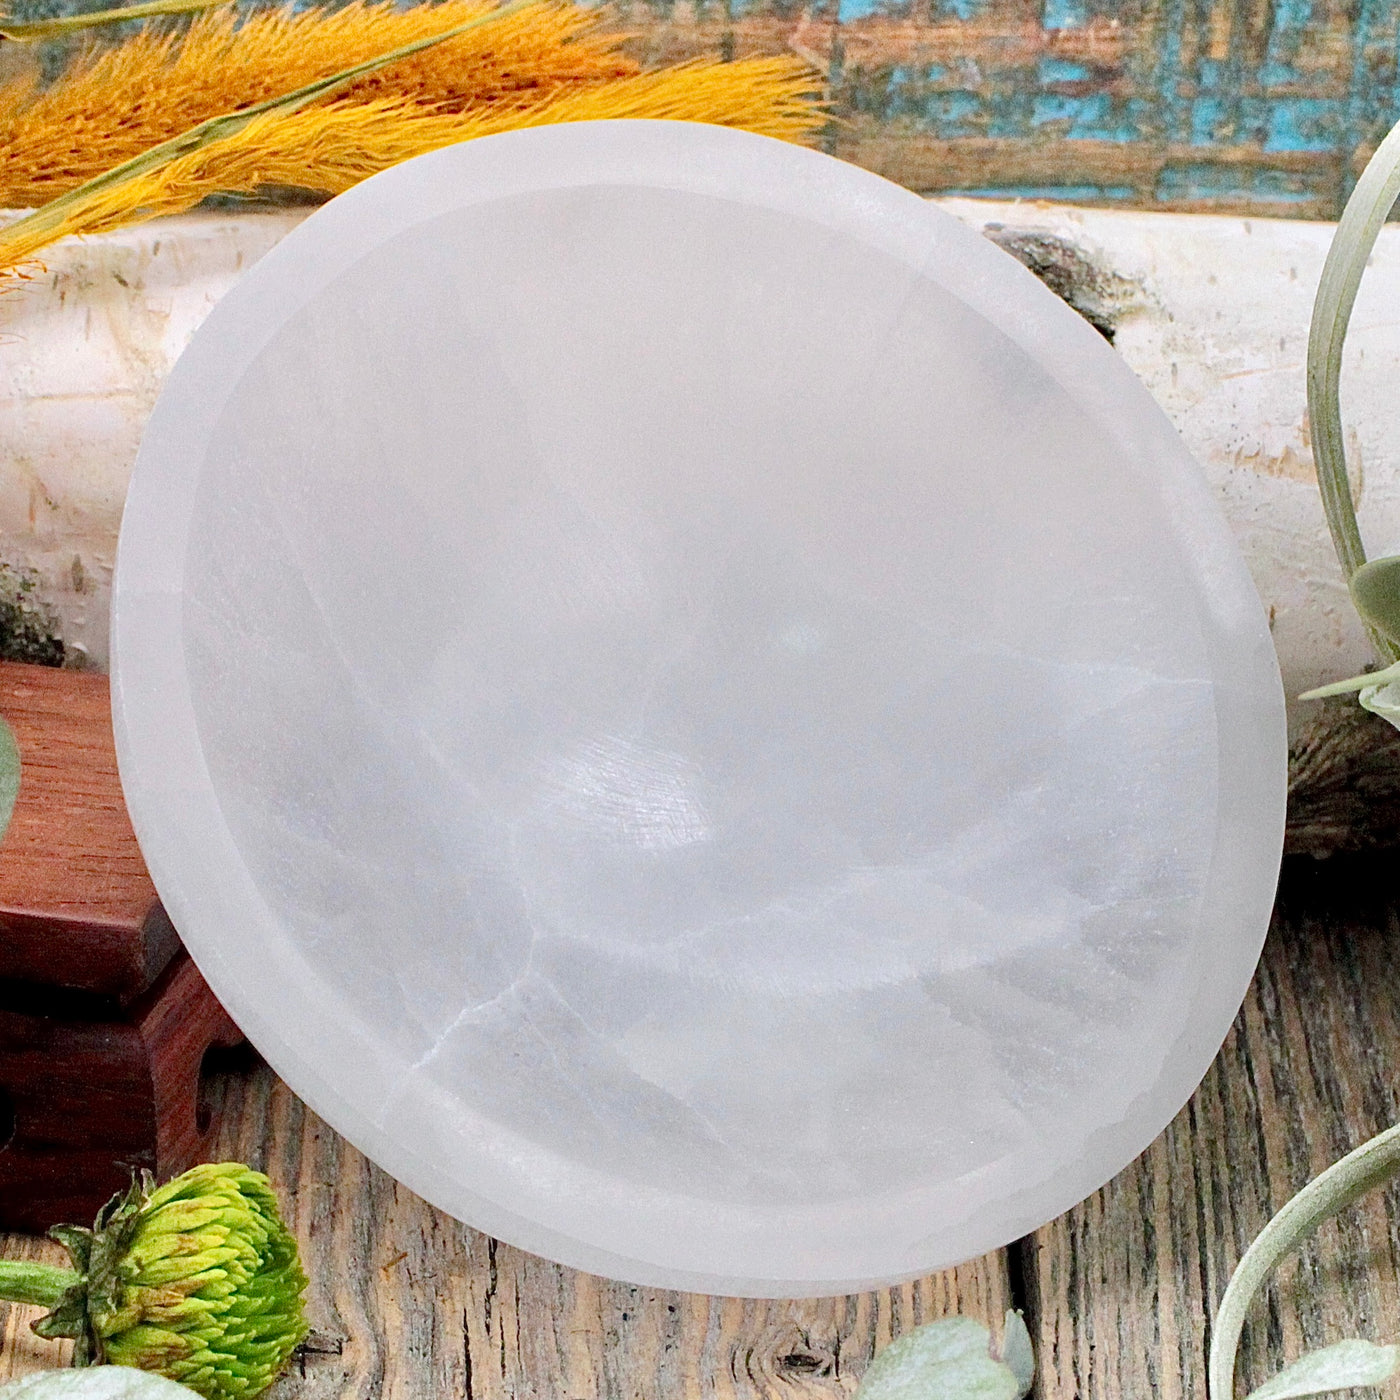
603, 0, 1400, 218
0, 951, 241, 1233
137, 954, 244, 1185
1022, 853, 1400, 1400
0, 1231, 72, 1378
1286, 699, 1400, 857
0, 1057, 1012, 1397
0, 660, 174, 999
1, 0, 1397, 216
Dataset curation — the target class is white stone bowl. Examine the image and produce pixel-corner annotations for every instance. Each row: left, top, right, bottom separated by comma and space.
111, 120, 1287, 1296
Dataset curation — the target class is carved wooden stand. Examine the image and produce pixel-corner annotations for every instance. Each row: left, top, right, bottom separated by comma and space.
0, 660, 241, 1234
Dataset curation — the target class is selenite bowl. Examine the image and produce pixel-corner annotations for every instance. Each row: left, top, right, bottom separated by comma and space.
111, 120, 1287, 1296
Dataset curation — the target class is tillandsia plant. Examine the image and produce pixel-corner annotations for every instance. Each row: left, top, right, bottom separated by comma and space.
1299, 116, 1400, 729
0, 1164, 308, 1400
1215, 104, 1400, 1399
1209, 1126, 1400, 1400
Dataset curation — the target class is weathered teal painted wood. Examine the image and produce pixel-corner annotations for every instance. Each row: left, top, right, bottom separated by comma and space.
12, 0, 1394, 215
612, 0, 1400, 216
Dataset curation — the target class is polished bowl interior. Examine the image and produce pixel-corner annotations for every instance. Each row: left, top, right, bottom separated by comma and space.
112, 120, 1287, 1296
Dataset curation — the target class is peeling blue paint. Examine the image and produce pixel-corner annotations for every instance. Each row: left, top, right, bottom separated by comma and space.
835, 0, 882, 22
1190, 97, 1225, 146
613, 0, 1400, 215
1038, 56, 1091, 84
942, 184, 1140, 201
1040, 0, 1087, 29
1266, 97, 1344, 151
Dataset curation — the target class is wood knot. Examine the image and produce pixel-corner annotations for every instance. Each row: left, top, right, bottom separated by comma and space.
778, 1351, 829, 1376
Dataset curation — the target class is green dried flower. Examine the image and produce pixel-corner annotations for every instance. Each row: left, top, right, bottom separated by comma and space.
0, 1164, 308, 1400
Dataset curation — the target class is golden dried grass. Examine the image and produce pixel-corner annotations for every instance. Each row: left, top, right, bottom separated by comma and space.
0, 0, 225, 43
0, 0, 641, 207
0, 63, 824, 275
0, 0, 825, 277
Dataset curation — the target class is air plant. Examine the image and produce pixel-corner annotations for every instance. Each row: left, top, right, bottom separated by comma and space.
1298, 119, 1400, 730
0, 713, 16, 843
1206, 116, 1400, 1400
0, 1369, 204, 1397
1209, 1126, 1400, 1400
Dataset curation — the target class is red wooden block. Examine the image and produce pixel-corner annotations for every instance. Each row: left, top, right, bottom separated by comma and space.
0, 661, 245, 1234
0, 660, 176, 999
0, 953, 242, 1233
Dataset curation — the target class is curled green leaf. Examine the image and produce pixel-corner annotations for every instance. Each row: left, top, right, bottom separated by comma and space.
1358, 678, 1400, 732
1298, 657, 1400, 730
855, 1315, 1027, 1400
1210, 1122, 1400, 1400
1243, 1340, 1400, 1400
0, 714, 18, 846
1307, 115, 1400, 663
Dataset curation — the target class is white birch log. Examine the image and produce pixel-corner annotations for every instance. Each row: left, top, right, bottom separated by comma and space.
0, 210, 304, 667
0, 200, 1393, 742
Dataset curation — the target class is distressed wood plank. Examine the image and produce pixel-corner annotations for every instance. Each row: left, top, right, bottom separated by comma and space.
0, 1057, 1012, 1397
1022, 853, 1400, 1400
1286, 700, 1400, 857
7, 0, 1400, 219
596, 0, 1400, 217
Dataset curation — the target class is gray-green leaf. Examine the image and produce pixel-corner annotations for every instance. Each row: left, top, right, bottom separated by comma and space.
1244, 1340, 1400, 1400
0, 1370, 203, 1399
1358, 678, 1400, 733
999, 1311, 1035, 1400
1297, 656, 1400, 719
855, 1317, 1020, 1400
1349, 555, 1400, 650
0, 713, 17, 846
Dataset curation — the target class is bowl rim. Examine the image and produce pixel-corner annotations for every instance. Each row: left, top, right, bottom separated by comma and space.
111, 118, 1286, 1296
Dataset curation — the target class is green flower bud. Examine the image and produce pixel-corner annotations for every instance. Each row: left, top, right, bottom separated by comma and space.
0, 1165, 307, 1400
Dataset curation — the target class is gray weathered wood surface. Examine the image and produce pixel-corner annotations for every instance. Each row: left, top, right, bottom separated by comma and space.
1024, 854, 1400, 1400
0, 1076, 1015, 1398
1, 854, 1398, 1398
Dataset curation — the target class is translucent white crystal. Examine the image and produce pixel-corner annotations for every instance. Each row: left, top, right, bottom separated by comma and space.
111, 121, 1286, 1296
